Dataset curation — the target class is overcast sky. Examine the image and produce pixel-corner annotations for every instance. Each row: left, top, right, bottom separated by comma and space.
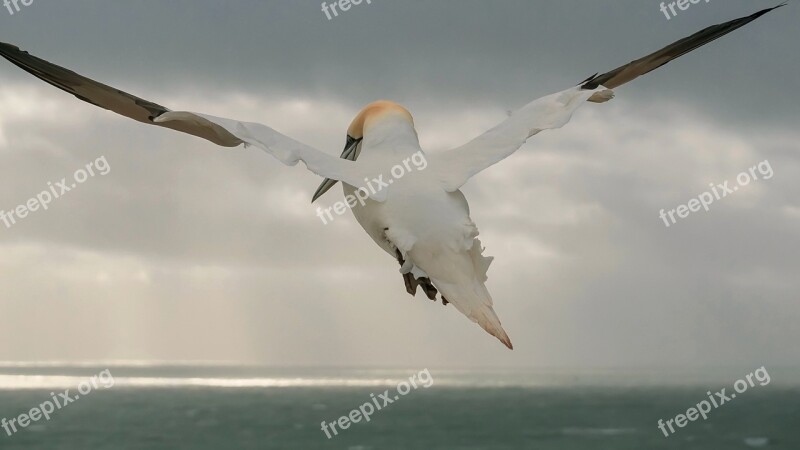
0, 0, 798, 369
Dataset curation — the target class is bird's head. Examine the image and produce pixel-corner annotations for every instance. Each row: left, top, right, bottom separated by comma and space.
346, 100, 414, 140
311, 100, 414, 202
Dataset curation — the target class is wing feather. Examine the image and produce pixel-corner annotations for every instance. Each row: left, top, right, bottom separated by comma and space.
155, 111, 386, 199
0, 41, 242, 146
0, 42, 386, 198
435, 5, 783, 191
432, 86, 600, 192
582, 4, 786, 92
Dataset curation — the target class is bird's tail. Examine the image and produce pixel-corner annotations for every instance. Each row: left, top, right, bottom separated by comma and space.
434, 278, 513, 350
427, 238, 512, 350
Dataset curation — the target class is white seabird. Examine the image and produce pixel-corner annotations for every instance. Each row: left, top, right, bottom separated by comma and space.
0, 5, 785, 349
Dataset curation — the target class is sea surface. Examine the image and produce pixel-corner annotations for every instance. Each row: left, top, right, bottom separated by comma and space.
0, 364, 797, 449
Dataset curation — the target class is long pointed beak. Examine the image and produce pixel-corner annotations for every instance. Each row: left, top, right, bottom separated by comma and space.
311, 137, 361, 203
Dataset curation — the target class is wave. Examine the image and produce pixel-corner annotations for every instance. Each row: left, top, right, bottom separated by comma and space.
0, 374, 412, 390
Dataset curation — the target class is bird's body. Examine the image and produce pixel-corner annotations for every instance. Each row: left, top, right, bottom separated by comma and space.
0, 4, 784, 349
342, 105, 511, 346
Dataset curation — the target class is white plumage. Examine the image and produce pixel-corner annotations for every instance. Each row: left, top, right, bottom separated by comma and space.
152, 88, 600, 349
0, 4, 783, 349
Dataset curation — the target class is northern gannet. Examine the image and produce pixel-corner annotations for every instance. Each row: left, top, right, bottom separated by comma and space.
0, 5, 785, 349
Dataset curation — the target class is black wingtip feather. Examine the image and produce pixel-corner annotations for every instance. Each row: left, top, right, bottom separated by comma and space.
579, 4, 786, 90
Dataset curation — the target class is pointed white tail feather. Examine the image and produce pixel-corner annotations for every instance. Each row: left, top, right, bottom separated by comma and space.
432, 278, 512, 350
475, 305, 513, 350
409, 231, 511, 348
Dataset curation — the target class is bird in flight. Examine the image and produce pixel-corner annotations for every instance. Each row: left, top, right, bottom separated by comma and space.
0, 5, 784, 349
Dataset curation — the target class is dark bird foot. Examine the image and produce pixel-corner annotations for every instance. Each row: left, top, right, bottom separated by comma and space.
395, 250, 444, 304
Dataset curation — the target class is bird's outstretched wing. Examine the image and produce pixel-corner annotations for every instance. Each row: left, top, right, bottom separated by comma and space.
0, 42, 242, 147
432, 86, 601, 192
580, 3, 787, 92
0, 42, 385, 198
433, 4, 785, 192
155, 111, 388, 199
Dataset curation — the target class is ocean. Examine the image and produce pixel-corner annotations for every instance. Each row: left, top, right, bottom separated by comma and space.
0, 364, 797, 449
